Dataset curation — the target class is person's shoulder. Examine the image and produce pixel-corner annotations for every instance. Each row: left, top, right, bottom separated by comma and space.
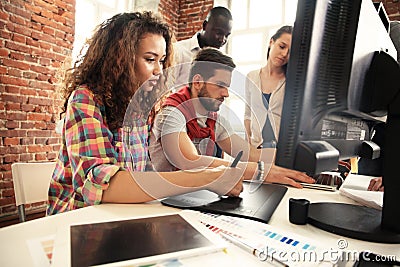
175, 33, 200, 51
69, 86, 94, 103
245, 69, 261, 84
216, 112, 230, 125
156, 106, 185, 122
247, 69, 259, 77
174, 37, 191, 52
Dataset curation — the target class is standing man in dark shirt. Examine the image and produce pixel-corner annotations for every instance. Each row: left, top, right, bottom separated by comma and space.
172, 6, 233, 87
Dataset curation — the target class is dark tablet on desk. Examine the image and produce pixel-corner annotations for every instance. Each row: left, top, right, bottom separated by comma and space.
69, 214, 223, 267
161, 182, 287, 223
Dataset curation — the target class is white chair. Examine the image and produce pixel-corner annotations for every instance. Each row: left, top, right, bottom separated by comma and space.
11, 162, 56, 222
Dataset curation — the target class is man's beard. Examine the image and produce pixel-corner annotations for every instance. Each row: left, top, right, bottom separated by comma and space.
198, 84, 223, 112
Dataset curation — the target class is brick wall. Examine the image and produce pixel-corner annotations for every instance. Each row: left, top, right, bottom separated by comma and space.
0, 0, 74, 218
381, 0, 400, 20
158, 0, 180, 39
160, 0, 214, 41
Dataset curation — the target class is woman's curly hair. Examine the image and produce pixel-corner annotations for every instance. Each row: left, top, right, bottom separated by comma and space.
61, 11, 173, 131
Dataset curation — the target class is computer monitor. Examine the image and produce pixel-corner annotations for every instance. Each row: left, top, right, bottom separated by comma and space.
275, 0, 400, 242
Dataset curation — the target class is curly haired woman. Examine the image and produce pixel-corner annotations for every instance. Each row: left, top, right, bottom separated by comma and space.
47, 12, 243, 215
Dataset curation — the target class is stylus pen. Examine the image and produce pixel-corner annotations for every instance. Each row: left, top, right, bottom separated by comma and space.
220, 232, 289, 267
230, 150, 243, 167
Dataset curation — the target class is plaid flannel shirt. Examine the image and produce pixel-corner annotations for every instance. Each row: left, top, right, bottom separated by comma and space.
47, 86, 149, 215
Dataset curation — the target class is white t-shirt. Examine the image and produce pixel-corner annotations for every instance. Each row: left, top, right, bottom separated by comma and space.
149, 106, 235, 171
152, 106, 233, 141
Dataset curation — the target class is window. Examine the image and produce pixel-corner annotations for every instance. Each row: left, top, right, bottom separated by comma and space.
73, 0, 135, 64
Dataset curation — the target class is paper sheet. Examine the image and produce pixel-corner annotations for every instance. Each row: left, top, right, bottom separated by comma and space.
338, 174, 383, 210
26, 234, 55, 267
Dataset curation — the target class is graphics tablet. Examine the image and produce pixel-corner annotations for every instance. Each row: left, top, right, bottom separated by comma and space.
52, 213, 226, 267
161, 182, 287, 223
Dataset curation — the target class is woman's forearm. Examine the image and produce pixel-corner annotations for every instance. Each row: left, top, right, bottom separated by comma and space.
102, 167, 244, 204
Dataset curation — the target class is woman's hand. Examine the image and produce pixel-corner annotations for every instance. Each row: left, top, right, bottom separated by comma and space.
201, 166, 244, 197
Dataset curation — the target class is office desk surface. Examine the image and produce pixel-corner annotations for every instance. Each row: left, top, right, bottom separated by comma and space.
1, 186, 399, 266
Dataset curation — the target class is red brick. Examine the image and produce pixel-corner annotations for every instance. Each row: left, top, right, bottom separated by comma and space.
31, 30, 44, 41
12, 24, 31, 37
34, 1, 58, 13
11, 33, 26, 44
21, 137, 34, 145
6, 112, 27, 121
0, 11, 10, 20
0, 66, 7, 74
20, 88, 36, 96
21, 121, 35, 129
31, 14, 50, 25
25, 3, 41, 15
42, 25, 55, 36
54, 29, 65, 39
10, 14, 26, 26
53, 14, 66, 25
4, 137, 20, 146
5, 120, 19, 129
27, 130, 51, 137
8, 68, 22, 77
9, 145, 26, 154
1, 93, 26, 104
10, 51, 25, 60
31, 21, 42, 31
21, 104, 35, 112
30, 65, 49, 75
27, 110, 46, 120
52, 144, 61, 151
24, 54, 39, 63
0, 181, 13, 189
47, 152, 58, 160
0, 147, 10, 155
39, 41, 51, 50
5, 102, 21, 110
19, 153, 33, 161
2, 58, 30, 70
34, 121, 47, 129
0, 197, 15, 206
4, 154, 19, 163
27, 145, 42, 153
41, 9, 54, 20
1, 129, 27, 138
28, 97, 53, 109
23, 71, 38, 79
0, 48, 9, 57
35, 153, 47, 161
47, 137, 59, 145
0, 75, 29, 86
2, 188, 15, 198
37, 73, 49, 81
26, 38, 40, 48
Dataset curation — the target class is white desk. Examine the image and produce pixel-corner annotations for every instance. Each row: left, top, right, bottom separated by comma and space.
0, 187, 399, 267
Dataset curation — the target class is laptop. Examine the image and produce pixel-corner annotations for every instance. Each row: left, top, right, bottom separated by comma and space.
161, 181, 287, 223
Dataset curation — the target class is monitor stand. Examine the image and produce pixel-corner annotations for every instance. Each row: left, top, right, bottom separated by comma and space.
307, 202, 400, 243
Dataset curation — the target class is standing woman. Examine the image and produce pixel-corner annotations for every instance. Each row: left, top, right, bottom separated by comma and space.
47, 12, 243, 215
244, 26, 293, 148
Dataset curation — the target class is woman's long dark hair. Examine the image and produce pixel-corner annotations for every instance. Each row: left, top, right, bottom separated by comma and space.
267, 25, 293, 74
61, 12, 173, 131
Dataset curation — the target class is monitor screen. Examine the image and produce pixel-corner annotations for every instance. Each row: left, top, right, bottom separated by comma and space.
275, 0, 400, 239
